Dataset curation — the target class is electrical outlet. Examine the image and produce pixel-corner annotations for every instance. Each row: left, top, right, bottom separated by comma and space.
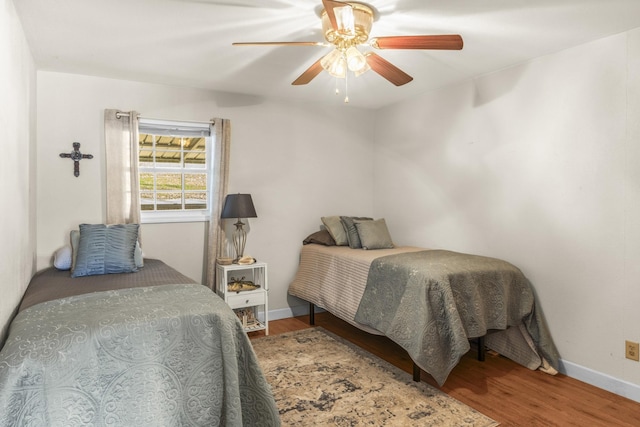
625, 340, 639, 361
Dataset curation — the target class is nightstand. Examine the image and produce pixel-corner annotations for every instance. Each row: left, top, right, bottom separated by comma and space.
216, 262, 268, 335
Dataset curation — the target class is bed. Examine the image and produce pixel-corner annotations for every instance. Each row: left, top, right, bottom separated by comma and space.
0, 258, 280, 426
288, 240, 560, 386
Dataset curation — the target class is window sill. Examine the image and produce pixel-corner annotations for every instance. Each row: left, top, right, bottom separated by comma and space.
141, 211, 210, 224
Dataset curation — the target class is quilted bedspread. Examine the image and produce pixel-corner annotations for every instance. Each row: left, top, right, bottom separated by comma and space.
354, 250, 559, 386
0, 283, 280, 426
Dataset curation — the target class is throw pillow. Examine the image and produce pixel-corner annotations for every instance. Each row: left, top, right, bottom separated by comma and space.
134, 240, 144, 268
340, 216, 373, 249
72, 223, 139, 277
355, 218, 394, 250
70, 229, 80, 271
71, 228, 143, 271
53, 245, 72, 270
303, 229, 336, 246
321, 216, 349, 246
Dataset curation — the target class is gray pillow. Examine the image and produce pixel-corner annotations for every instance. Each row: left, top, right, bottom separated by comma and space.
133, 240, 144, 268
321, 216, 349, 246
70, 229, 80, 271
340, 216, 372, 249
355, 218, 394, 250
72, 223, 140, 277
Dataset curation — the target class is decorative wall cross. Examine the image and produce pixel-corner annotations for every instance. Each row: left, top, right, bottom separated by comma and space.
59, 142, 93, 177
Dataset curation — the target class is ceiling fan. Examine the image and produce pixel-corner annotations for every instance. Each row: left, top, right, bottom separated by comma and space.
232, 0, 463, 98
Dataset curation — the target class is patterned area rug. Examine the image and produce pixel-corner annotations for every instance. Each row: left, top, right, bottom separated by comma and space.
252, 327, 499, 426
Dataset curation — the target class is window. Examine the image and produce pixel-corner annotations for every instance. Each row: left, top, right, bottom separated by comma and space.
138, 119, 212, 223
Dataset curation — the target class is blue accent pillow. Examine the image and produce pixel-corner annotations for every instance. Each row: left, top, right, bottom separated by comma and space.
72, 223, 140, 277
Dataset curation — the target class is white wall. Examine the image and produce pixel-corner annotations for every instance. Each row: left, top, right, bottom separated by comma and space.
36, 72, 375, 314
374, 29, 640, 400
0, 0, 37, 345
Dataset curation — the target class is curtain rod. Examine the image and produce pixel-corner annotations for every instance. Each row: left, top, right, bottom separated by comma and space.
115, 111, 214, 125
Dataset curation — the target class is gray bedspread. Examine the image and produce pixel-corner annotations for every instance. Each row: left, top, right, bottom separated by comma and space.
0, 283, 280, 426
354, 250, 559, 386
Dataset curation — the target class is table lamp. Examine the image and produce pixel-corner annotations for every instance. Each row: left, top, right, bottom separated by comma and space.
221, 193, 257, 262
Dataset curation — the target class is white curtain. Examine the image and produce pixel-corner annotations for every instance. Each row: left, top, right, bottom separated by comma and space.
104, 109, 141, 227
205, 118, 231, 290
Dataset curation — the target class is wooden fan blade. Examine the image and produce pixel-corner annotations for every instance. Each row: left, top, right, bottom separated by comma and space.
365, 52, 413, 86
322, 0, 350, 31
370, 35, 463, 50
233, 41, 325, 47
292, 58, 324, 85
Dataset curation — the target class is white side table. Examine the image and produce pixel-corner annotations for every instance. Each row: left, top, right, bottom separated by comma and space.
216, 262, 268, 335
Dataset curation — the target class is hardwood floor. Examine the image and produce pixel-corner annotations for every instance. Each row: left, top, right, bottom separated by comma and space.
249, 313, 640, 426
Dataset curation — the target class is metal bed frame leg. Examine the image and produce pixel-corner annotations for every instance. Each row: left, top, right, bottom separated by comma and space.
309, 303, 315, 326
412, 362, 421, 382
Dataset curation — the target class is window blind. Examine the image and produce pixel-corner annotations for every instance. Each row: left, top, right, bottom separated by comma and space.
138, 119, 211, 137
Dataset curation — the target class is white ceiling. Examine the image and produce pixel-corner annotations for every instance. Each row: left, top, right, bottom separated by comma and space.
13, 0, 640, 109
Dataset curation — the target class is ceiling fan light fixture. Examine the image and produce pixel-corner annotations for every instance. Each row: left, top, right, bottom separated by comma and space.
320, 49, 347, 78
353, 61, 370, 77
345, 46, 367, 73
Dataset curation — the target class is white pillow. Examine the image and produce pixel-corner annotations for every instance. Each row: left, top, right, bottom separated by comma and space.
53, 245, 73, 270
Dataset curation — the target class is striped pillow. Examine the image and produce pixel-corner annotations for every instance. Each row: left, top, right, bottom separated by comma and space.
340, 216, 372, 249
71, 223, 139, 277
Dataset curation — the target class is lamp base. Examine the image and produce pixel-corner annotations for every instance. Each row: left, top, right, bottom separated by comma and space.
232, 219, 247, 263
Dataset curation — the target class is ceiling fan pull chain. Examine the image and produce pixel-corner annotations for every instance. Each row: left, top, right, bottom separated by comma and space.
344, 73, 349, 103
335, 77, 340, 95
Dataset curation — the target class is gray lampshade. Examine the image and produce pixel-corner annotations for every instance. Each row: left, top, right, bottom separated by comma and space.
221, 194, 257, 219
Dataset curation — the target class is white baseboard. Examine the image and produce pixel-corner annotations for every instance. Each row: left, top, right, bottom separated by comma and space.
268, 305, 324, 322
559, 360, 640, 403
268, 307, 640, 404
268, 307, 299, 321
